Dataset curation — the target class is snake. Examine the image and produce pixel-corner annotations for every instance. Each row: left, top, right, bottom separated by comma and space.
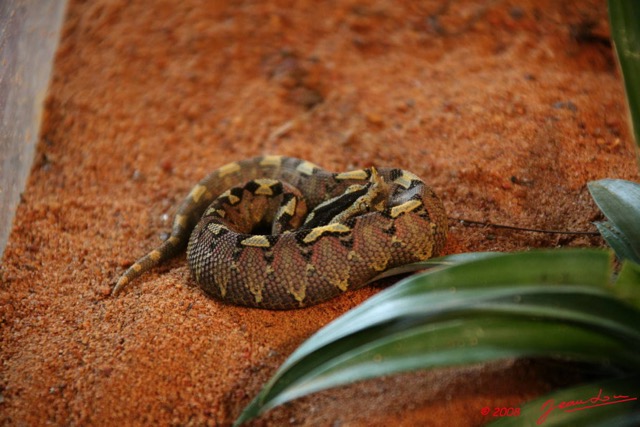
113, 155, 448, 309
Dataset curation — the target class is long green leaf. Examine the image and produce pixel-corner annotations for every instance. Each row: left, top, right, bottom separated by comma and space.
281, 250, 611, 363
265, 313, 640, 411
588, 179, 640, 263
234, 250, 640, 425
245, 288, 640, 416
615, 260, 640, 309
594, 220, 639, 263
609, 0, 640, 152
367, 251, 500, 281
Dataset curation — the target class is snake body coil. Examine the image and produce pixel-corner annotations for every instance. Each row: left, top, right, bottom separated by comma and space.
114, 156, 448, 309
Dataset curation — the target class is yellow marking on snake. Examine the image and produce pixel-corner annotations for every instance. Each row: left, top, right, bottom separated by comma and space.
304, 212, 315, 224
217, 276, 226, 296
194, 261, 203, 282
204, 207, 227, 217
215, 260, 232, 298
282, 197, 297, 216
132, 263, 142, 272
207, 223, 227, 235
175, 214, 189, 228
220, 189, 240, 205
372, 254, 390, 271
393, 171, 421, 189
290, 280, 307, 302
334, 278, 349, 291
241, 235, 271, 247
335, 170, 369, 180
310, 183, 366, 217
345, 183, 367, 193
390, 199, 422, 218
218, 162, 241, 177
259, 155, 283, 167
296, 161, 318, 176
253, 178, 279, 196
391, 235, 404, 245
168, 236, 180, 245
253, 292, 263, 304
149, 250, 162, 261
303, 223, 351, 244
189, 185, 208, 203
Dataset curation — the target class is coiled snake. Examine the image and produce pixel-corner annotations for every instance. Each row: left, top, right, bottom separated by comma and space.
114, 156, 448, 309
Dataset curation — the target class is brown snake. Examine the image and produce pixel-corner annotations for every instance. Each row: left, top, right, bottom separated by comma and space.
114, 156, 448, 309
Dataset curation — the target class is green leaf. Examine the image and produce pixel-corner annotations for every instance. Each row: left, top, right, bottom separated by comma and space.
489, 375, 640, 427
263, 313, 639, 410
594, 220, 639, 264
289, 250, 611, 364
615, 260, 640, 309
367, 251, 501, 281
609, 0, 640, 152
234, 250, 640, 425
588, 179, 640, 263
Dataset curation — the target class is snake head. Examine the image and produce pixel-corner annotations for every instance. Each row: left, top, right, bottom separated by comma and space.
303, 167, 391, 227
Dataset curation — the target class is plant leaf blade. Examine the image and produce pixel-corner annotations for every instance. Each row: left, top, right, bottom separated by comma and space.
234, 250, 640, 425
588, 179, 640, 263
609, 0, 640, 152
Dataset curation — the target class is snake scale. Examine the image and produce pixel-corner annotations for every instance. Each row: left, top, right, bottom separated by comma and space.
114, 155, 448, 309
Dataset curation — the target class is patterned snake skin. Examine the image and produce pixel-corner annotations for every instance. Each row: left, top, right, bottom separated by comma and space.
113, 156, 448, 309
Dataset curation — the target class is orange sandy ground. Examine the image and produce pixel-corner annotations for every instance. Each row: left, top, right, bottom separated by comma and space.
1, 1, 639, 426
